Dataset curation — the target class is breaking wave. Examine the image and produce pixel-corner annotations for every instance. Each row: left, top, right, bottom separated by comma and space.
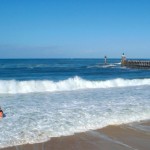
0, 76, 150, 94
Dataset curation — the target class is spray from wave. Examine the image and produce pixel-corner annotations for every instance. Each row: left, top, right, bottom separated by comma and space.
87, 63, 117, 68
0, 76, 150, 94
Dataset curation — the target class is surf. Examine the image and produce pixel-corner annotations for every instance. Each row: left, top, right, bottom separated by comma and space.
0, 76, 150, 94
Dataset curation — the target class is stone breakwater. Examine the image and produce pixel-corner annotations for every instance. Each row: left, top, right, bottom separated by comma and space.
121, 60, 150, 68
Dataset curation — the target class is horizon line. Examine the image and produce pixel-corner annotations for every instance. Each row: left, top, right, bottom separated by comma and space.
0, 57, 150, 59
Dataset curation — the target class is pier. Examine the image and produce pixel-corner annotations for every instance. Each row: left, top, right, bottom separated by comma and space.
121, 53, 150, 68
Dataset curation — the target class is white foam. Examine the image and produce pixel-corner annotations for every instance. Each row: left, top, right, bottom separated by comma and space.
87, 64, 116, 68
0, 76, 150, 94
101, 64, 116, 68
0, 86, 150, 148
114, 62, 121, 65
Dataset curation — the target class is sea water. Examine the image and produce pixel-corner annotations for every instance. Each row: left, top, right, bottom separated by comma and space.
0, 59, 150, 148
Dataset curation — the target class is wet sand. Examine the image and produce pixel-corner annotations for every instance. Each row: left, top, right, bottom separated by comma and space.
1, 121, 150, 150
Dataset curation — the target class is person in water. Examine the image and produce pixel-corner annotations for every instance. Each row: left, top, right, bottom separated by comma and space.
0, 107, 3, 118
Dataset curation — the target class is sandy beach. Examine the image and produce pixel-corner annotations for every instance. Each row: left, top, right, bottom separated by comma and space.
1, 120, 150, 150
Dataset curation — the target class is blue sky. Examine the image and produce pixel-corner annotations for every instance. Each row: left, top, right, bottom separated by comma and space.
0, 0, 150, 58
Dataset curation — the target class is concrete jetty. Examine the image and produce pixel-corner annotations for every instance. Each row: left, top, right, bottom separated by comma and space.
121, 53, 150, 68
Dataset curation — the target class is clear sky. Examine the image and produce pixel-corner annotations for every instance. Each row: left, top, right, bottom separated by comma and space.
0, 0, 150, 58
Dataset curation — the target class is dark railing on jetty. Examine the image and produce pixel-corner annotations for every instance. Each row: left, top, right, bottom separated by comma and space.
121, 60, 150, 68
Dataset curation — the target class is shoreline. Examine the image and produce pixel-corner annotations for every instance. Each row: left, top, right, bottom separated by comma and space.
1, 120, 150, 150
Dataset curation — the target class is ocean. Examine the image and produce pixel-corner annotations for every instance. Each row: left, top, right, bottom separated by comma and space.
0, 59, 150, 148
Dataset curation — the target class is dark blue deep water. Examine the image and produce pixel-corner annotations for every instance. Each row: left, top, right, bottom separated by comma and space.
0, 59, 150, 81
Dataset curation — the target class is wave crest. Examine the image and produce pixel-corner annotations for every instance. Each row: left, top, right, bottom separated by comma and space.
0, 76, 150, 94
